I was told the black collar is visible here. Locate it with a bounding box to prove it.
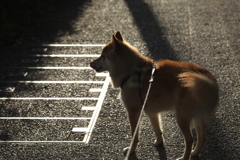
[120,71,141,89]
[120,71,144,104]
[120,62,156,105]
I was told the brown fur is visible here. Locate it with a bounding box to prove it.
[90,31,219,160]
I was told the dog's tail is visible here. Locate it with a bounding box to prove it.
[178,71,219,115]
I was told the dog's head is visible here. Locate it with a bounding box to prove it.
[90,31,124,73]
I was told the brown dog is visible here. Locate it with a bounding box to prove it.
[90,31,219,160]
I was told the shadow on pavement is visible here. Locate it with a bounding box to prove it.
[0,0,91,45]
[0,0,91,141]
[201,117,240,159]
[124,0,175,159]
[124,0,177,61]
[127,154,140,160]
[155,145,167,160]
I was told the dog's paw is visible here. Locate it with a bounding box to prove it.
[176,157,192,160]
[176,157,186,160]
[190,150,200,157]
[123,147,135,156]
[190,156,200,160]
[154,139,163,146]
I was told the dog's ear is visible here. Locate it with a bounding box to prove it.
[115,31,123,42]
[111,34,121,50]
[111,31,123,50]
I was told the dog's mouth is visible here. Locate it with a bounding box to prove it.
[90,62,103,72]
[94,67,103,72]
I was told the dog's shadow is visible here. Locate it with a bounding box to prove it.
[125,145,167,160]
[125,145,200,160]
[126,154,139,160]
[155,145,200,160]
[155,145,167,160]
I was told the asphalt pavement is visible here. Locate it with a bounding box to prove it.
[0,0,239,159]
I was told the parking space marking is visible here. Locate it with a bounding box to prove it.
[81,106,96,110]
[8,67,92,69]
[89,88,103,92]
[2,54,100,57]
[96,73,109,76]
[81,75,110,143]
[0,97,99,100]
[42,44,105,47]
[0,141,86,143]
[0,45,109,143]
[0,117,92,120]
[72,128,89,132]
[0,81,105,84]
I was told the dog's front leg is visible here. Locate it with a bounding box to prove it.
[123,110,141,155]
[145,112,163,146]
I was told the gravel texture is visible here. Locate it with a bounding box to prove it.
[0,0,239,159]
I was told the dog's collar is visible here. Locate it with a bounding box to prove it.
[120,70,144,104]
[120,62,155,104]
[120,71,141,89]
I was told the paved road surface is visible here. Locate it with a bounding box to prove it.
[0,0,239,159]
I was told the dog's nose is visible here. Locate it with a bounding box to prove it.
[90,62,95,68]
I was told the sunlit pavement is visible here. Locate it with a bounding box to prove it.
[0,0,239,159]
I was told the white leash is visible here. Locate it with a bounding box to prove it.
[124,62,156,160]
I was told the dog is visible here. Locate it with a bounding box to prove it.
[90,31,219,160]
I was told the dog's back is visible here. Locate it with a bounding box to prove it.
[144,60,219,117]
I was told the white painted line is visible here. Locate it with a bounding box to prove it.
[0,46,109,143]
[83,75,110,143]
[0,141,86,143]
[81,106,96,110]
[35,54,99,57]
[1,54,100,57]
[0,117,91,120]
[0,81,105,84]
[95,73,109,77]
[0,97,99,100]
[42,44,105,47]
[9,67,92,70]
[72,127,89,132]
[89,88,102,92]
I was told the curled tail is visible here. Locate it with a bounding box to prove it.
[178,71,219,114]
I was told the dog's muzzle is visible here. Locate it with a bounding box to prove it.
[90,62,95,69]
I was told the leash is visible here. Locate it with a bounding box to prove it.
[124,62,156,160]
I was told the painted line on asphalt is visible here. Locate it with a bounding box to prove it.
[42,44,105,47]
[72,128,89,132]
[0,54,100,57]
[79,76,110,143]
[0,117,91,120]
[89,88,103,92]
[81,106,96,110]
[95,73,109,76]
[0,81,105,84]
[0,45,110,143]
[0,97,99,100]
[6,67,92,69]
[0,141,85,143]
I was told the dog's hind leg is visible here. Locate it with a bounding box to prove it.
[176,111,193,160]
[191,116,208,157]
[146,112,163,146]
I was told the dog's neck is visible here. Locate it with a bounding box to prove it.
[110,69,138,88]
[109,58,152,88]
[120,71,141,89]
